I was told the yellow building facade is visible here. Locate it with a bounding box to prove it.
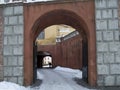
[36,24,75,45]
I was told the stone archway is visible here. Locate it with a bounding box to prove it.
[24,1,96,86]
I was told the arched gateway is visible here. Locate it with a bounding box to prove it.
[24,1,96,86]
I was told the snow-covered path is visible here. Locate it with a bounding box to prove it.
[36,68,95,90]
[0,67,96,90]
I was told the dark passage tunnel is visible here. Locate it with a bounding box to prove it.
[37,51,52,68]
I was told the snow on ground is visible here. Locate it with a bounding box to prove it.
[54,66,82,79]
[37,69,89,90]
[0,66,95,90]
[37,69,44,80]
[0,81,27,90]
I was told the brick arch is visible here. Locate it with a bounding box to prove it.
[24,1,96,86]
[31,9,88,40]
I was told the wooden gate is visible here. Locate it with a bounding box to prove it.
[33,42,37,83]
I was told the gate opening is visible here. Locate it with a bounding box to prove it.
[33,24,89,85]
